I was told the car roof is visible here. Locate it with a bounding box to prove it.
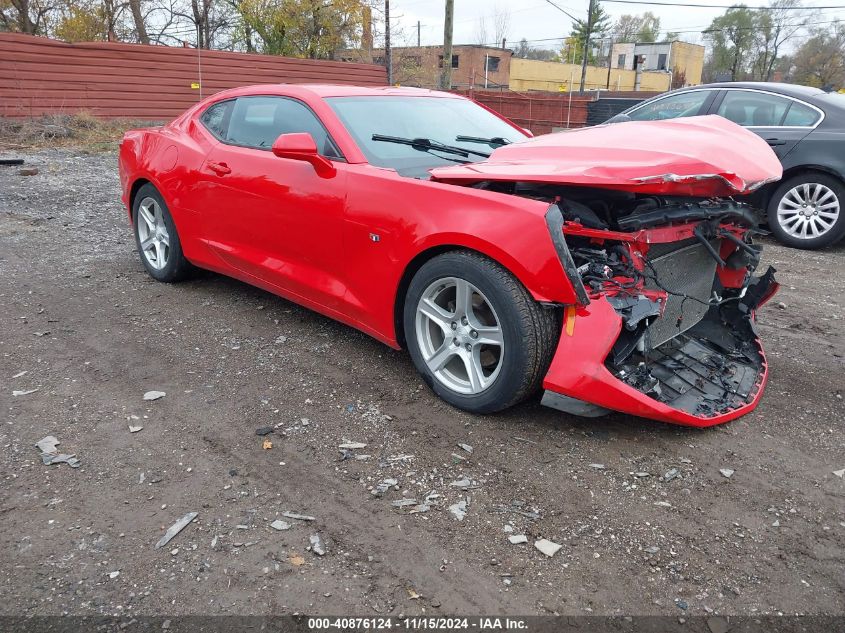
[210,83,463,100]
[680,82,827,99]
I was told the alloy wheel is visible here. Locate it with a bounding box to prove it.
[136,196,171,270]
[776,182,840,240]
[414,277,504,395]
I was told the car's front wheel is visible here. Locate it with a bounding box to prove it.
[403,251,559,414]
[132,183,193,282]
[767,172,845,249]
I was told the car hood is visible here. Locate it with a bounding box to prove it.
[429,115,783,197]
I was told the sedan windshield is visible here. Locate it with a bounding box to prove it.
[326,96,529,177]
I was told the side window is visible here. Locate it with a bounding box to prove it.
[782,101,821,127]
[716,91,790,127]
[225,96,341,158]
[200,100,234,139]
[627,90,711,121]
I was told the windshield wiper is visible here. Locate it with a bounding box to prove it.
[372,134,491,159]
[455,135,511,148]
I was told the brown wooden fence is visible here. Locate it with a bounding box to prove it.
[456,90,593,134]
[0,33,387,120]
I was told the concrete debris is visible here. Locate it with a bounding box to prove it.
[457,443,473,454]
[654,501,672,507]
[155,512,198,549]
[833,468,845,478]
[663,468,681,482]
[772,520,780,527]
[589,463,606,470]
[391,499,418,507]
[719,468,735,478]
[450,477,472,489]
[36,436,80,468]
[338,442,367,450]
[109,571,120,579]
[534,538,562,557]
[373,478,399,496]
[508,534,528,544]
[309,533,326,556]
[270,520,292,531]
[451,453,466,462]
[633,472,651,478]
[409,504,430,514]
[19,167,39,176]
[36,436,59,453]
[13,389,39,396]
[644,546,660,554]
[143,390,166,401]
[282,511,316,522]
[449,500,468,521]
[128,425,143,433]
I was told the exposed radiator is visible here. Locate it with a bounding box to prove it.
[644,240,720,347]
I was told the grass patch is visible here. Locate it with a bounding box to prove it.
[0,112,164,152]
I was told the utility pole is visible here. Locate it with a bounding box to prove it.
[385,0,393,84]
[579,0,595,93]
[441,0,454,90]
[417,20,421,47]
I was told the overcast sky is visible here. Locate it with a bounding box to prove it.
[386,0,845,51]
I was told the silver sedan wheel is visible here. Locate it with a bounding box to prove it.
[776,182,840,240]
[136,196,170,270]
[414,277,504,395]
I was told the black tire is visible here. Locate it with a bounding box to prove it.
[403,250,559,414]
[767,172,845,249]
[132,183,193,282]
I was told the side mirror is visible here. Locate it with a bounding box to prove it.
[606,113,632,124]
[271,133,336,178]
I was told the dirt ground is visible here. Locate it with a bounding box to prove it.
[1,149,843,619]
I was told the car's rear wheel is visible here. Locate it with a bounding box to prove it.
[403,250,559,414]
[132,183,193,282]
[767,173,845,249]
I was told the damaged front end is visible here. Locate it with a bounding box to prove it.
[539,194,779,426]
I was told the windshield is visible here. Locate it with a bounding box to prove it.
[326,95,528,177]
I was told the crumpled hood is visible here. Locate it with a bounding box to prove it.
[429,115,783,197]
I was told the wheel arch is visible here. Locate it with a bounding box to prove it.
[128,177,152,220]
[392,242,562,349]
[763,165,845,207]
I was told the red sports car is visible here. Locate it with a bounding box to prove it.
[118,84,782,427]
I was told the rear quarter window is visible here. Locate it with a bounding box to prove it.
[782,101,821,126]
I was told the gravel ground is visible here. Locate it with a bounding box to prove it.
[0,149,843,618]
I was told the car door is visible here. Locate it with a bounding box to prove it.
[195,95,349,310]
[711,89,821,159]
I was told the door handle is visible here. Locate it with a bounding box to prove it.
[207,161,231,175]
[765,138,786,146]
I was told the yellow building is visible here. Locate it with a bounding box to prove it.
[509,58,671,93]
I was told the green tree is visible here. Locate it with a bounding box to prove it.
[612,12,660,43]
[562,0,610,65]
[703,6,756,81]
[791,23,845,88]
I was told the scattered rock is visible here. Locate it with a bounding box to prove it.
[534,538,562,557]
[143,390,166,401]
[108,570,120,579]
[270,520,291,531]
[833,468,844,478]
[282,511,316,522]
[508,534,528,544]
[372,478,399,496]
[675,599,688,610]
[128,425,143,433]
[450,477,472,489]
[154,512,198,549]
[719,468,735,478]
[449,500,468,521]
[309,533,326,555]
[457,443,473,454]
[663,468,680,482]
[12,389,39,397]
[338,442,367,449]
[255,426,273,436]
[391,499,418,507]
[589,463,606,470]
[19,167,39,176]
[35,436,80,468]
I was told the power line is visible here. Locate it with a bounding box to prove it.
[542,0,583,22]
[603,0,845,8]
